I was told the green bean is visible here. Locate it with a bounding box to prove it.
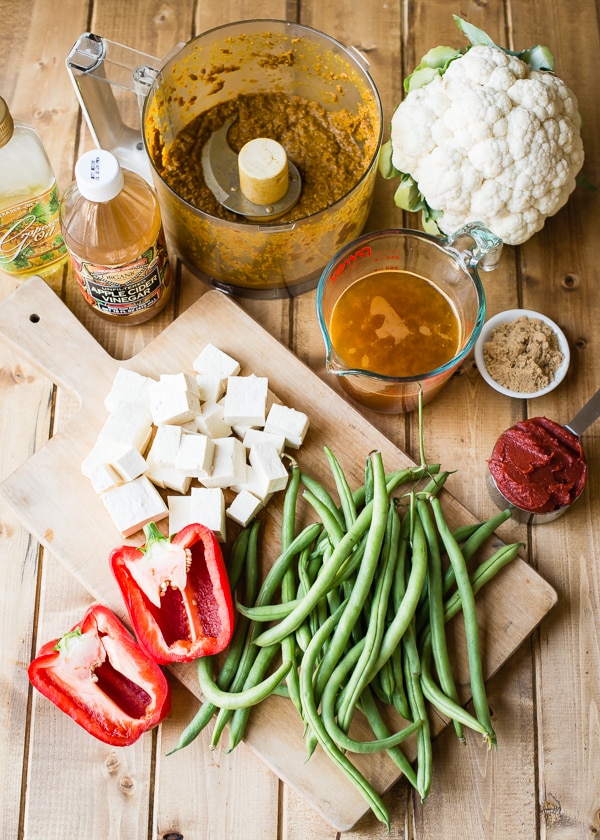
[403,623,432,802]
[321,638,422,754]
[430,495,496,748]
[253,521,322,608]
[281,461,303,718]
[417,497,464,741]
[302,488,346,546]
[390,642,410,721]
[311,452,389,700]
[352,464,441,509]
[360,685,418,789]
[300,472,345,531]
[197,653,291,711]
[337,501,400,733]
[324,445,358,529]
[227,525,251,592]
[226,644,280,751]
[441,508,513,597]
[298,600,391,829]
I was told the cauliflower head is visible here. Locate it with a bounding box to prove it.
[386,36,584,245]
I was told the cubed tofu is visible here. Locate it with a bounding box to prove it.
[249,441,289,495]
[192,343,241,378]
[174,432,215,478]
[146,425,191,492]
[196,372,227,403]
[223,374,268,427]
[104,367,153,412]
[97,401,153,452]
[190,486,226,541]
[264,403,309,449]
[167,495,193,536]
[148,374,201,425]
[195,400,232,439]
[101,475,168,537]
[230,464,273,504]
[110,446,148,482]
[242,427,286,455]
[89,462,122,494]
[200,437,246,489]
[226,489,263,527]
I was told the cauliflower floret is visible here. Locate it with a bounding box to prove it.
[390,44,584,245]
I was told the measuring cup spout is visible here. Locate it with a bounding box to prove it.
[444,222,503,272]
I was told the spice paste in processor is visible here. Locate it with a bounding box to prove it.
[488,416,587,514]
[150,92,373,224]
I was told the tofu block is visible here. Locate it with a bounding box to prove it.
[97,401,153,452]
[196,372,227,403]
[175,432,215,478]
[101,476,168,537]
[104,367,153,412]
[249,441,289,495]
[242,427,286,455]
[264,403,309,449]
[200,437,246,489]
[148,374,201,425]
[195,400,232,439]
[167,495,193,536]
[230,464,273,504]
[226,490,262,527]
[147,464,192,494]
[81,440,122,478]
[89,462,122,494]
[193,343,241,378]
[223,374,268,427]
[190,487,226,541]
[110,446,148,482]
[146,425,191,492]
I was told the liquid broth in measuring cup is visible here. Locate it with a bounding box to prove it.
[328,269,461,378]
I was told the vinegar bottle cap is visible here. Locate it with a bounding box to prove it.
[75,149,124,202]
[0,97,15,149]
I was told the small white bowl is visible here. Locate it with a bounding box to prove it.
[474,308,570,398]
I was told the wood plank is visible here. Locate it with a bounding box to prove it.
[0,276,557,830]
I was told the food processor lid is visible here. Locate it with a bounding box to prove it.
[0,97,15,149]
[75,148,124,202]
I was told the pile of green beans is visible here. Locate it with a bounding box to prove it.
[170,448,521,830]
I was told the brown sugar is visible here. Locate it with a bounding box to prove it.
[482,315,565,393]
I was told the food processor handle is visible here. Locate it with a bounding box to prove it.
[564,386,600,438]
[444,222,503,272]
[65,33,179,183]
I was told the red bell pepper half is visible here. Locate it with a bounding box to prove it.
[109,522,234,664]
[28,604,171,746]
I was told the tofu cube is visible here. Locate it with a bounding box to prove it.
[230,464,273,505]
[242,428,286,455]
[200,437,246,489]
[175,432,215,478]
[193,343,241,378]
[101,475,168,537]
[226,490,263,527]
[104,367,153,412]
[110,446,148,483]
[146,425,191,493]
[167,495,193,536]
[195,400,232,439]
[97,401,153,453]
[264,403,309,449]
[89,462,122,494]
[190,486,226,541]
[196,372,227,403]
[249,441,289,495]
[223,374,268,427]
[148,373,201,426]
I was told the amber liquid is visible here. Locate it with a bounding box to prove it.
[329,270,461,378]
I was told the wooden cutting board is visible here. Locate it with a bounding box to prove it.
[0,276,557,831]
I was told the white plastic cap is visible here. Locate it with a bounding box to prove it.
[75,149,124,202]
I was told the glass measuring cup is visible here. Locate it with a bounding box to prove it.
[316,224,502,413]
[487,387,600,523]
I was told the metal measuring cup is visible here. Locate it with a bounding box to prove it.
[487,387,600,524]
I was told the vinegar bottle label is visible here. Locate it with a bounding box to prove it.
[70,231,172,318]
[0,183,67,277]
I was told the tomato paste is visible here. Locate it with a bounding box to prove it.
[488,416,587,513]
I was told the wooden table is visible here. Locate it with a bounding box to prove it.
[1,1,598,837]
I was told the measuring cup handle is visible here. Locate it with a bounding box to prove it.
[444,222,503,272]
[565,386,600,437]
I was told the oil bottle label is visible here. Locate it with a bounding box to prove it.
[0,183,67,276]
[70,231,171,317]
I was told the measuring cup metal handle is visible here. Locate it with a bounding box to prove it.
[564,386,600,438]
[444,222,503,272]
